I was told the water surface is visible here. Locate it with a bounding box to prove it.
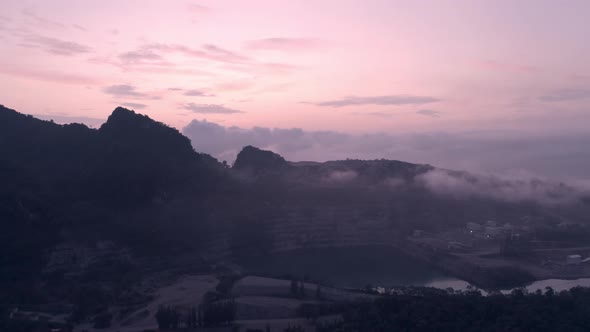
[238,245,460,288]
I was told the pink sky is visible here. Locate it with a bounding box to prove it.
[1,0,589,134]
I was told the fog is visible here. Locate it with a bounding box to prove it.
[183,119,590,182]
[416,169,588,205]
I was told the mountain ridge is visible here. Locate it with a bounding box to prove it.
[2,105,590,308]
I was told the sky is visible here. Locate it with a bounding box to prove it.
[1,0,590,179]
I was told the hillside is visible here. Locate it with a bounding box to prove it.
[2,105,590,317]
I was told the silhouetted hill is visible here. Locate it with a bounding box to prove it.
[100,107,195,161]
[0,106,225,290]
[2,106,590,311]
[233,145,288,171]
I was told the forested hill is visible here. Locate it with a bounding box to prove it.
[0,105,225,282]
[2,106,590,285]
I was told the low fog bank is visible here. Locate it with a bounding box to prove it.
[183,119,590,183]
[417,169,589,205]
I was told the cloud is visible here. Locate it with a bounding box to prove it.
[0,66,98,84]
[182,120,590,182]
[146,43,250,64]
[102,84,159,99]
[112,43,295,76]
[417,169,586,205]
[166,88,214,96]
[181,103,243,114]
[184,89,209,96]
[416,109,441,117]
[19,34,91,55]
[309,95,441,107]
[246,37,323,51]
[118,48,164,64]
[120,102,147,109]
[539,88,590,102]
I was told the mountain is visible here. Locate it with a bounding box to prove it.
[2,105,590,312]
[233,145,288,171]
[2,105,589,259]
[0,106,225,297]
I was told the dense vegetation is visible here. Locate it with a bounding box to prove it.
[2,105,590,327]
[317,287,590,332]
[0,105,226,310]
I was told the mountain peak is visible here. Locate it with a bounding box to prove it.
[101,107,150,129]
[233,146,287,171]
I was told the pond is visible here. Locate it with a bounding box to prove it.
[238,246,590,293]
[237,245,463,288]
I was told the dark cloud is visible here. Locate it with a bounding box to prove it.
[182,120,590,182]
[103,85,143,96]
[20,34,91,55]
[539,88,590,102]
[120,102,147,109]
[416,109,441,117]
[246,37,323,51]
[309,95,441,107]
[102,84,158,99]
[181,103,243,114]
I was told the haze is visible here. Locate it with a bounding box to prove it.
[1,0,590,179]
